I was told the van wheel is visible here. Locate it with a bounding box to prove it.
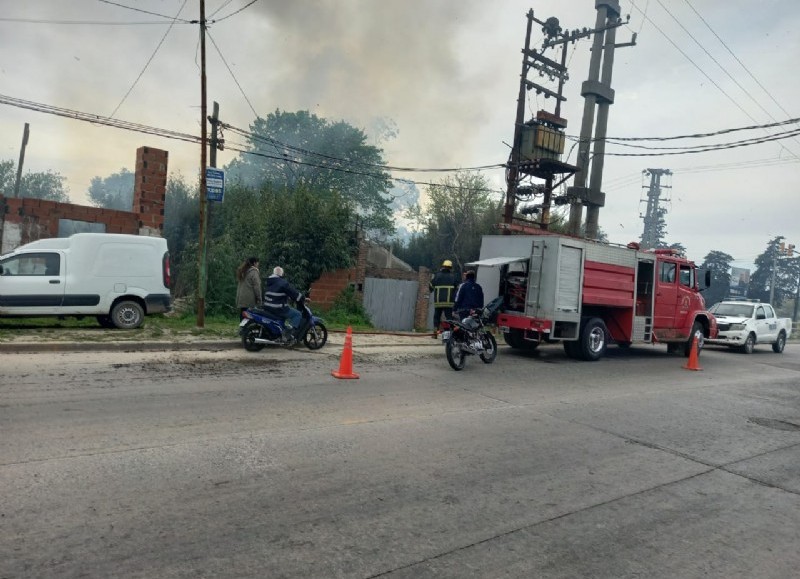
[111,300,145,329]
[96,315,116,329]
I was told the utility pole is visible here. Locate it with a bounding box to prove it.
[196,0,208,328]
[208,101,221,168]
[639,168,672,249]
[502,10,535,233]
[566,1,634,238]
[503,12,595,233]
[769,236,784,305]
[12,123,30,198]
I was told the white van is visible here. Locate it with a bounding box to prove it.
[0,233,171,329]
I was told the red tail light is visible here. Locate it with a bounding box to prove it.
[162,253,171,288]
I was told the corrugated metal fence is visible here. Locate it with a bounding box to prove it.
[363,277,419,331]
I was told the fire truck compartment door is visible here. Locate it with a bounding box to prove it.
[556,245,582,313]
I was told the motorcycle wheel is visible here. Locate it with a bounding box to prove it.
[445,334,467,371]
[241,321,266,351]
[303,322,328,350]
[479,331,498,364]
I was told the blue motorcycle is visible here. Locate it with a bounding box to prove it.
[239,298,328,351]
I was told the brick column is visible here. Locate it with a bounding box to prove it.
[415,266,431,330]
[133,146,168,236]
[354,233,368,296]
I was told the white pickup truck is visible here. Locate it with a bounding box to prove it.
[706,300,791,354]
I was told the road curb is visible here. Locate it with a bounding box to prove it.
[0,339,445,354]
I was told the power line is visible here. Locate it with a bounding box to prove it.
[214,0,261,22]
[209,0,236,19]
[567,116,800,142]
[0,17,188,25]
[108,0,189,119]
[96,0,191,22]
[602,128,800,156]
[681,0,798,130]
[204,28,295,178]
[223,143,507,196]
[0,93,200,144]
[205,31,258,118]
[653,0,800,159]
[628,2,784,149]
[590,126,800,152]
[224,122,505,173]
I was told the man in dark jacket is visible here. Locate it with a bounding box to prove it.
[263,266,303,338]
[453,270,484,320]
[429,259,458,338]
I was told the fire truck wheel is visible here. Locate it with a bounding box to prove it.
[579,318,608,361]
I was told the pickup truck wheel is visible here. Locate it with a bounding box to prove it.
[111,300,145,329]
[739,332,755,355]
[684,322,704,357]
[772,331,786,353]
[578,318,608,361]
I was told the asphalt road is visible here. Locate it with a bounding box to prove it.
[2,342,799,578]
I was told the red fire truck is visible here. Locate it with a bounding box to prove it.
[469,233,717,361]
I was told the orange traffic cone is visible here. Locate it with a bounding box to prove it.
[683,334,702,371]
[332,326,360,379]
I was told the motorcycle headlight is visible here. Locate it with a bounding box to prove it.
[728,323,746,331]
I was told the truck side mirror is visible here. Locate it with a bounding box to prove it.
[704,270,711,288]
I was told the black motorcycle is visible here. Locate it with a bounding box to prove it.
[443,306,498,371]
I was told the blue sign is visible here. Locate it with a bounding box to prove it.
[206,167,225,202]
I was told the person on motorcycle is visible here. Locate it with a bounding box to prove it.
[430,259,458,338]
[453,270,484,321]
[263,266,303,339]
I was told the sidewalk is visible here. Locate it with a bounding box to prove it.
[0,327,444,354]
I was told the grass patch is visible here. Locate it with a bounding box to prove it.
[319,287,374,331]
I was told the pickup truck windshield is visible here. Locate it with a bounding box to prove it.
[711,303,755,317]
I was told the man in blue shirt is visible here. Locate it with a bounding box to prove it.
[453,270,484,320]
[263,266,303,338]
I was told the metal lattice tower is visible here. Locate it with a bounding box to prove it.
[639,168,672,249]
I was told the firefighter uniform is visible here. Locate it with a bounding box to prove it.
[430,260,458,336]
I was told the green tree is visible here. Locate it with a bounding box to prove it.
[0,159,69,202]
[225,109,395,233]
[161,174,199,296]
[404,171,501,272]
[176,182,358,315]
[87,168,134,210]
[700,250,733,307]
[747,237,799,306]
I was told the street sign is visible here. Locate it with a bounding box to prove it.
[206,167,225,202]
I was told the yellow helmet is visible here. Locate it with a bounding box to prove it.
[442,260,453,268]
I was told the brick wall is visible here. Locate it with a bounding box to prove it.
[308,235,434,331]
[0,146,168,252]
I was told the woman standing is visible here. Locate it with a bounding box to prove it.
[235,257,261,318]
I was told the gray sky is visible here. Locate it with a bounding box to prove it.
[1,0,798,269]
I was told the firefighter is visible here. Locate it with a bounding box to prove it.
[429,259,458,337]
